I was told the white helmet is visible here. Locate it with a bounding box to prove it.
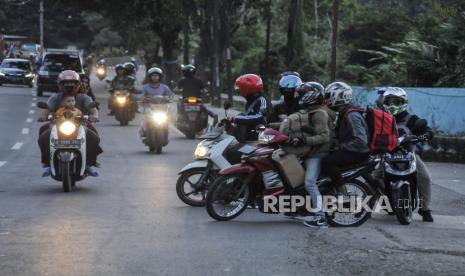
[325,82,353,107]
[382,87,408,115]
[148,67,163,76]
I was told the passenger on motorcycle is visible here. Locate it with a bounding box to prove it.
[230,74,273,141]
[381,87,434,222]
[272,74,303,120]
[124,62,137,79]
[321,82,370,192]
[79,74,96,102]
[108,64,137,115]
[279,83,335,228]
[38,70,102,177]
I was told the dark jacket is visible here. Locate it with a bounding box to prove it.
[394,111,434,139]
[234,94,272,126]
[272,97,300,120]
[336,104,370,153]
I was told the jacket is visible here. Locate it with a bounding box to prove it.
[394,111,434,139]
[336,104,370,153]
[234,94,272,126]
[280,106,334,157]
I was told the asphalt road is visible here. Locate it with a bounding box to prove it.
[0,73,464,276]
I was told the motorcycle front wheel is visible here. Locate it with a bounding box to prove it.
[206,174,250,221]
[61,162,73,193]
[393,181,413,225]
[176,168,217,206]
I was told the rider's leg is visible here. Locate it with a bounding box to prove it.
[304,157,324,219]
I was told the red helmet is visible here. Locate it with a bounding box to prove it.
[234,74,263,97]
[58,70,81,96]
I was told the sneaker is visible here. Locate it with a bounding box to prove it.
[42,166,52,177]
[303,217,328,228]
[418,209,434,222]
[85,166,99,177]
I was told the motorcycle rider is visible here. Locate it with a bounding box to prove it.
[381,87,434,222]
[142,67,174,99]
[175,64,206,99]
[279,83,335,228]
[272,74,303,120]
[321,82,371,192]
[229,74,273,141]
[38,70,101,177]
[124,62,137,79]
[108,64,136,115]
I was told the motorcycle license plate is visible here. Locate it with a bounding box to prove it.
[54,139,81,147]
[184,104,201,111]
[386,153,413,162]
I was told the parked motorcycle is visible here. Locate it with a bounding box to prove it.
[140,96,171,153]
[205,128,379,227]
[176,97,208,139]
[112,89,135,126]
[37,101,99,192]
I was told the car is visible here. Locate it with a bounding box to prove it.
[19,43,41,59]
[36,49,84,96]
[0,58,34,88]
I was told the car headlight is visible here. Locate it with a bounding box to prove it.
[116,96,127,104]
[97,68,105,75]
[25,73,34,78]
[59,121,76,136]
[258,132,275,143]
[194,145,209,159]
[0,71,5,76]
[151,112,168,125]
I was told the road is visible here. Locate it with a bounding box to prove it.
[0,73,464,276]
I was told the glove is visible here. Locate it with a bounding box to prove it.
[418,134,431,141]
[290,137,305,147]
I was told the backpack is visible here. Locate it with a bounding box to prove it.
[344,107,397,153]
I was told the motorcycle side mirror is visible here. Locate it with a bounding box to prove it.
[223,101,232,110]
[87,102,100,109]
[37,101,49,109]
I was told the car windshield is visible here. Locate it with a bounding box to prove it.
[0,60,31,71]
[43,54,81,72]
[21,44,36,52]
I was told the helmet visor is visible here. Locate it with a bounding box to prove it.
[384,97,405,107]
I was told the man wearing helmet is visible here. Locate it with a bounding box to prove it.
[175,64,206,99]
[381,87,434,222]
[38,70,102,177]
[279,82,335,228]
[231,74,273,141]
[321,82,371,192]
[108,64,137,115]
[142,67,174,98]
[272,74,303,120]
[123,62,137,79]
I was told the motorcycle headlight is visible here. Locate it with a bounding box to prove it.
[116,96,127,104]
[59,121,76,136]
[97,68,105,75]
[194,145,209,159]
[151,112,168,125]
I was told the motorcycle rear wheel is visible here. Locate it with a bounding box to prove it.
[325,179,372,227]
[206,174,250,221]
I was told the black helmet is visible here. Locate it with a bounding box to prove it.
[298,89,324,108]
[296,82,324,97]
[124,62,135,74]
[181,64,196,77]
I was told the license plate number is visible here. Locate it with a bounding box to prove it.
[184,104,201,111]
[55,139,80,147]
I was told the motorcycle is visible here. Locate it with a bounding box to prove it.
[140,96,171,153]
[37,101,99,192]
[95,64,107,81]
[176,97,208,139]
[205,128,379,227]
[112,89,136,126]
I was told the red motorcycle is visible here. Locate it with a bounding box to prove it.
[205,128,379,227]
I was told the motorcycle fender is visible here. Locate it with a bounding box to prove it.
[58,151,75,162]
[219,163,256,176]
[178,160,217,174]
[390,180,409,192]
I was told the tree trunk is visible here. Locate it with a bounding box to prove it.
[330,0,339,81]
[264,0,272,90]
[286,0,299,64]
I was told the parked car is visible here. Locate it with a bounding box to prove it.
[36,49,84,96]
[0,58,34,87]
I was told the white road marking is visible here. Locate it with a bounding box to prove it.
[11,142,24,150]
[26,118,33,123]
[22,128,29,134]
[0,232,10,235]
[31,103,36,107]
[451,180,460,183]
[0,161,7,168]
[32,97,37,101]
[29,110,35,114]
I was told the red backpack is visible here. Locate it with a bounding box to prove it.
[344,107,397,153]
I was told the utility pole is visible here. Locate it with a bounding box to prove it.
[224,3,233,104]
[212,0,220,106]
[39,0,44,56]
[330,0,339,81]
[264,0,272,91]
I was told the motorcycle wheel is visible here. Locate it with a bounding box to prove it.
[156,146,162,154]
[206,174,250,221]
[393,182,412,225]
[61,162,73,193]
[325,179,373,227]
[176,168,217,207]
